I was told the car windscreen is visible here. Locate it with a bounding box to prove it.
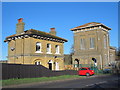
[80,68,87,70]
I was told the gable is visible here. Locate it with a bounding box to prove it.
[70,22,111,31]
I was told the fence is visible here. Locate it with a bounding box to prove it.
[1,63,77,80]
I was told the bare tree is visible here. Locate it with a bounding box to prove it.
[70,44,74,55]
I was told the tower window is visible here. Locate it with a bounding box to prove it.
[80,38,85,50]
[90,37,95,49]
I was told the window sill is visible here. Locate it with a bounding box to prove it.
[80,49,85,50]
[46,52,52,54]
[89,48,94,49]
[55,53,61,55]
[35,51,43,53]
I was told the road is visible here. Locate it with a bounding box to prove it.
[3,74,120,89]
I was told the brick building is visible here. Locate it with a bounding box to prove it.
[70,22,116,69]
[4,18,67,70]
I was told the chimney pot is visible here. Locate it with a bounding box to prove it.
[49,28,56,35]
[16,18,25,35]
[50,28,55,31]
[18,18,23,23]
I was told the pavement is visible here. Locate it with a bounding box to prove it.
[2,74,120,89]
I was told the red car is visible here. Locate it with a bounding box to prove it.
[78,67,94,76]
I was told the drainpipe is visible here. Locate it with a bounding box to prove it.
[107,33,110,66]
[23,37,24,64]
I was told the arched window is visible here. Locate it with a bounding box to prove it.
[55,45,60,54]
[36,42,41,52]
[47,43,51,53]
[74,59,79,68]
[35,61,41,65]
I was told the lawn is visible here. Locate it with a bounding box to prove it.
[2,73,111,87]
[2,75,86,86]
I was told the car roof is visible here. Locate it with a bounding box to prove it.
[81,67,90,69]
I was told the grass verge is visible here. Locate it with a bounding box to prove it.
[2,75,86,86]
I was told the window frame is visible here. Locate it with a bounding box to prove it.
[80,38,86,50]
[46,43,52,54]
[55,45,60,54]
[35,42,42,53]
[90,37,95,49]
[35,61,41,65]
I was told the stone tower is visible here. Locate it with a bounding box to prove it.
[70,22,112,69]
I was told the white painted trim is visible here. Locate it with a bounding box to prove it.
[36,42,42,52]
[55,53,61,55]
[35,51,43,53]
[73,27,109,33]
[48,60,53,63]
[46,43,51,54]
[15,37,18,40]
[24,35,29,37]
[8,38,11,40]
[46,52,52,54]
[55,62,59,71]
[95,63,97,67]
[18,37,22,39]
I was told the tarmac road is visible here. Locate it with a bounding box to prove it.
[3,74,120,89]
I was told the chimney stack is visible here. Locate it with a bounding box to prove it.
[49,28,56,35]
[16,18,25,35]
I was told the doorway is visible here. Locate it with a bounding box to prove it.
[74,59,79,68]
[49,63,52,70]
[48,60,53,70]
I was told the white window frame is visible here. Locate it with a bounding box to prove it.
[35,42,42,53]
[55,45,60,54]
[90,37,95,49]
[46,43,52,54]
[35,61,41,65]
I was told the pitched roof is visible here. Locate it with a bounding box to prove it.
[70,22,111,31]
[4,29,68,42]
[110,46,116,50]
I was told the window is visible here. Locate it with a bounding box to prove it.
[104,35,107,49]
[90,37,95,49]
[55,45,60,54]
[80,38,85,50]
[47,43,51,53]
[80,68,87,70]
[36,42,41,52]
[35,61,41,65]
